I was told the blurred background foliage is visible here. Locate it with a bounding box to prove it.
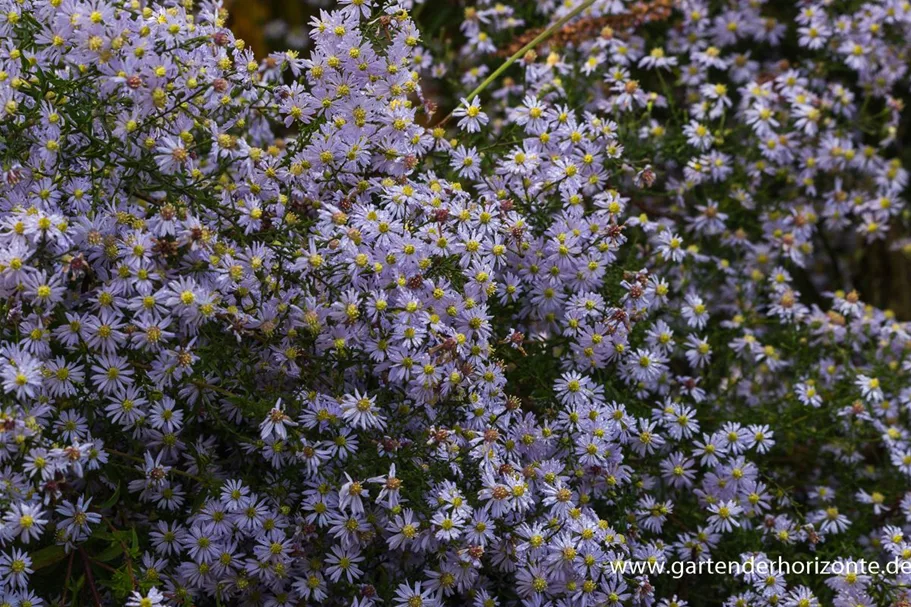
[225,0,300,58]
[225,0,911,319]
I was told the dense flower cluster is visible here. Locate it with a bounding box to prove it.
[1,0,911,605]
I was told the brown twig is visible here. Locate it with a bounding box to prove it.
[79,548,103,607]
[63,550,75,607]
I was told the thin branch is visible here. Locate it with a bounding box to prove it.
[63,550,75,607]
[438,0,599,126]
[79,548,103,607]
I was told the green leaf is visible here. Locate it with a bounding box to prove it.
[107,568,136,600]
[113,529,132,544]
[94,542,124,563]
[99,481,121,510]
[71,574,86,607]
[30,544,67,570]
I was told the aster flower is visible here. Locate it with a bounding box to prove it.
[0,0,909,605]
[56,496,101,545]
[126,587,165,607]
[707,500,744,533]
[453,98,489,133]
[2,503,47,544]
[340,390,385,430]
[450,145,482,179]
[0,549,32,590]
[259,398,298,440]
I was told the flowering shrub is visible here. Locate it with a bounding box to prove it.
[1,0,911,605]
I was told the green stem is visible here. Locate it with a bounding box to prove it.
[439,0,598,125]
